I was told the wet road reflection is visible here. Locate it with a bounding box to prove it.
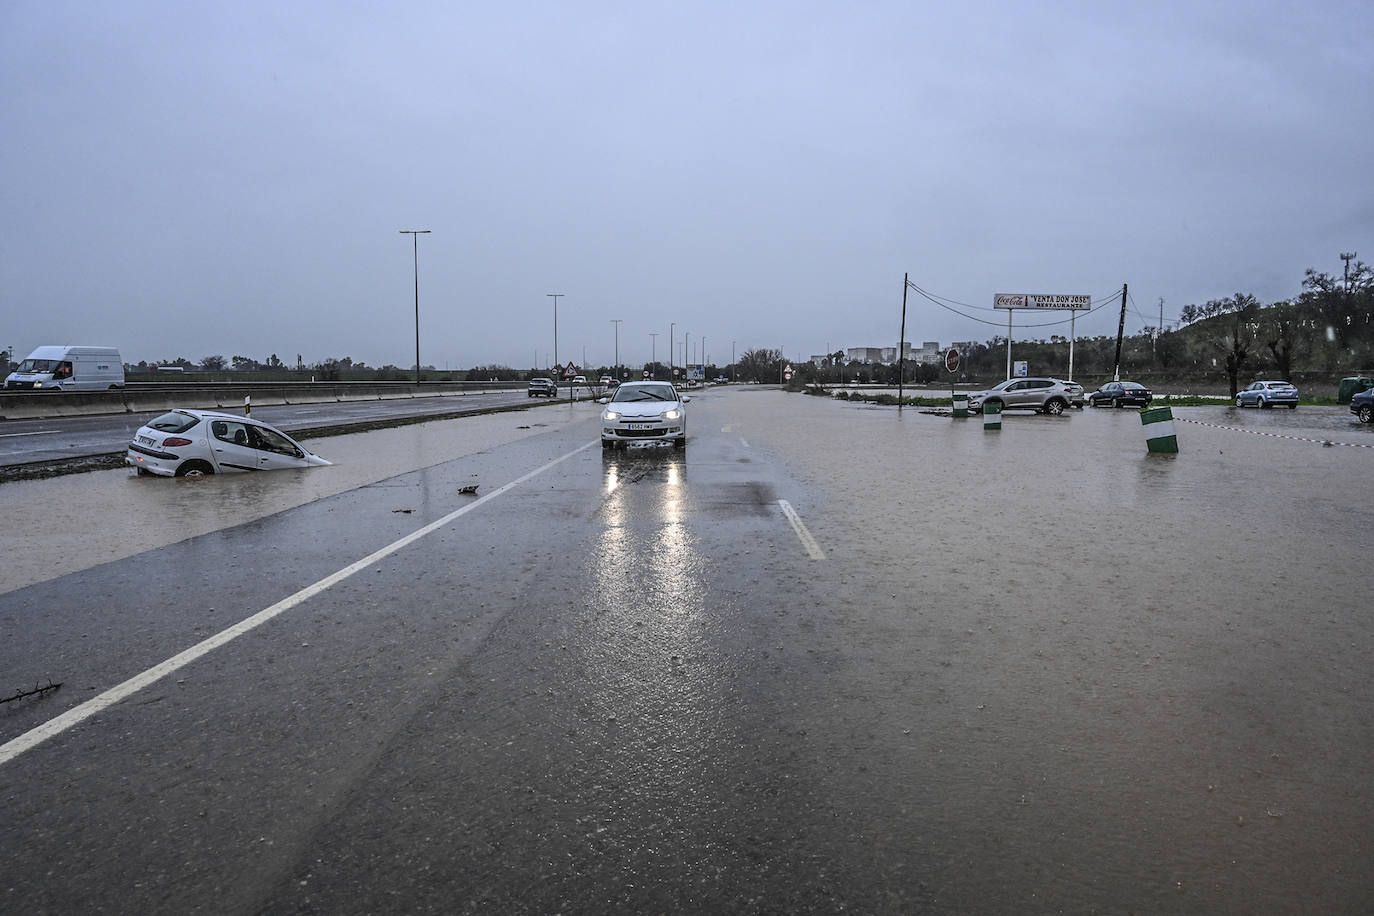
[583,448,727,833]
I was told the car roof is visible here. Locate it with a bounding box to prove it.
[175,409,283,429]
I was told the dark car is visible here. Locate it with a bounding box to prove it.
[1088,381,1153,408]
[527,378,558,398]
[1351,387,1374,424]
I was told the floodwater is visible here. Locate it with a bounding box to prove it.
[0,407,590,594]
[692,392,1374,912]
[3,390,1371,910]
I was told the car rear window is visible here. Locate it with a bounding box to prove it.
[147,411,200,433]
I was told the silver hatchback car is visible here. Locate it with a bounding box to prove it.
[1236,380,1298,409]
[967,377,1085,415]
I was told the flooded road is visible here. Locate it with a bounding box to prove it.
[1,389,1370,913]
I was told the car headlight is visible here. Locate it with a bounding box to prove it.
[661,408,682,420]
[603,410,620,421]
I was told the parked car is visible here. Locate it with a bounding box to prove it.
[126,409,331,477]
[599,381,689,449]
[1087,381,1153,408]
[1236,380,1299,409]
[966,377,1085,415]
[1350,387,1374,424]
[527,378,558,397]
[572,375,587,385]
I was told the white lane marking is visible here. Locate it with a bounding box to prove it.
[0,439,597,767]
[740,438,750,448]
[0,430,60,438]
[778,499,825,560]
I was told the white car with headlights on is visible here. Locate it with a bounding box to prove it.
[126,409,332,477]
[599,381,689,449]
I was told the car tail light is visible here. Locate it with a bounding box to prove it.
[162,437,193,447]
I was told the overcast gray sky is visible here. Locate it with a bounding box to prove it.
[3,0,1370,371]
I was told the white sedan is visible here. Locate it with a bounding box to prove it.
[126,409,332,477]
[599,381,689,449]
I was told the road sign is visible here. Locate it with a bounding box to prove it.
[561,361,577,379]
[643,369,650,378]
[944,348,960,373]
[783,363,794,381]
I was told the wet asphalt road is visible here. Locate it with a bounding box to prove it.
[1,389,1372,914]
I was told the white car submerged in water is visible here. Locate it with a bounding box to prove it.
[126,409,331,477]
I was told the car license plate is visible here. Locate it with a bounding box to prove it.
[138,435,155,445]
[627,423,654,430]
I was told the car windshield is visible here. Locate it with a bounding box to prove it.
[147,411,200,433]
[612,384,675,402]
[17,359,56,372]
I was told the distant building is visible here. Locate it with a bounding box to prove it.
[844,347,879,364]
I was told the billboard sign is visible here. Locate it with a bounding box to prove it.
[994,293,1091,310]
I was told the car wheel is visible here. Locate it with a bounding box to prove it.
[175,460,214,478]
[1358,405,1373,424]
[1287,403,1296,409]
[601,439,614,449]
[1259,398,1270,409]
[1044,398,1066,416]
[674,436,686,448]
[1112,397,1123,409]
[1236,397,1245,407]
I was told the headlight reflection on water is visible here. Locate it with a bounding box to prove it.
[583,453,721,796]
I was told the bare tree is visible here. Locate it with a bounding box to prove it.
[1183,293,1260,397]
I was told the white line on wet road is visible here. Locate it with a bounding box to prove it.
[0,430,60,438]
[0,439,598,768]
[778,499,825,560]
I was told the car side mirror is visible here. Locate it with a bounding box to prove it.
[682,396,691,403]
[598,397,609,404]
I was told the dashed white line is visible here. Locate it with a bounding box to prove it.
[0,430,60,438]
[778,499,826,560]
[0,439,597,767]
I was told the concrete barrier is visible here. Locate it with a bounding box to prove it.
[983,401,1002,431]
[952,395,969,418]
[0,382,504,421]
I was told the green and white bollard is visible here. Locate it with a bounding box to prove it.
[1141,405,1178,453]
[983,400,1002,431]
[953,395,968,418]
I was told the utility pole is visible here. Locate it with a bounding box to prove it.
[898,272,909,409]
[1112,283,1129,381]
[649,332,658,378]
[1155,297,1164,357]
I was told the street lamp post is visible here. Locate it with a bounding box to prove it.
[610,319,622,381]
[648,333,658,379]
[399,229,431,385]
[546,294,564,374]
[669,322,675,380]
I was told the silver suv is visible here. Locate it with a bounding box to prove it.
[967,377,1085,415]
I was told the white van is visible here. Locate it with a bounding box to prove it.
[4,346,125,391]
